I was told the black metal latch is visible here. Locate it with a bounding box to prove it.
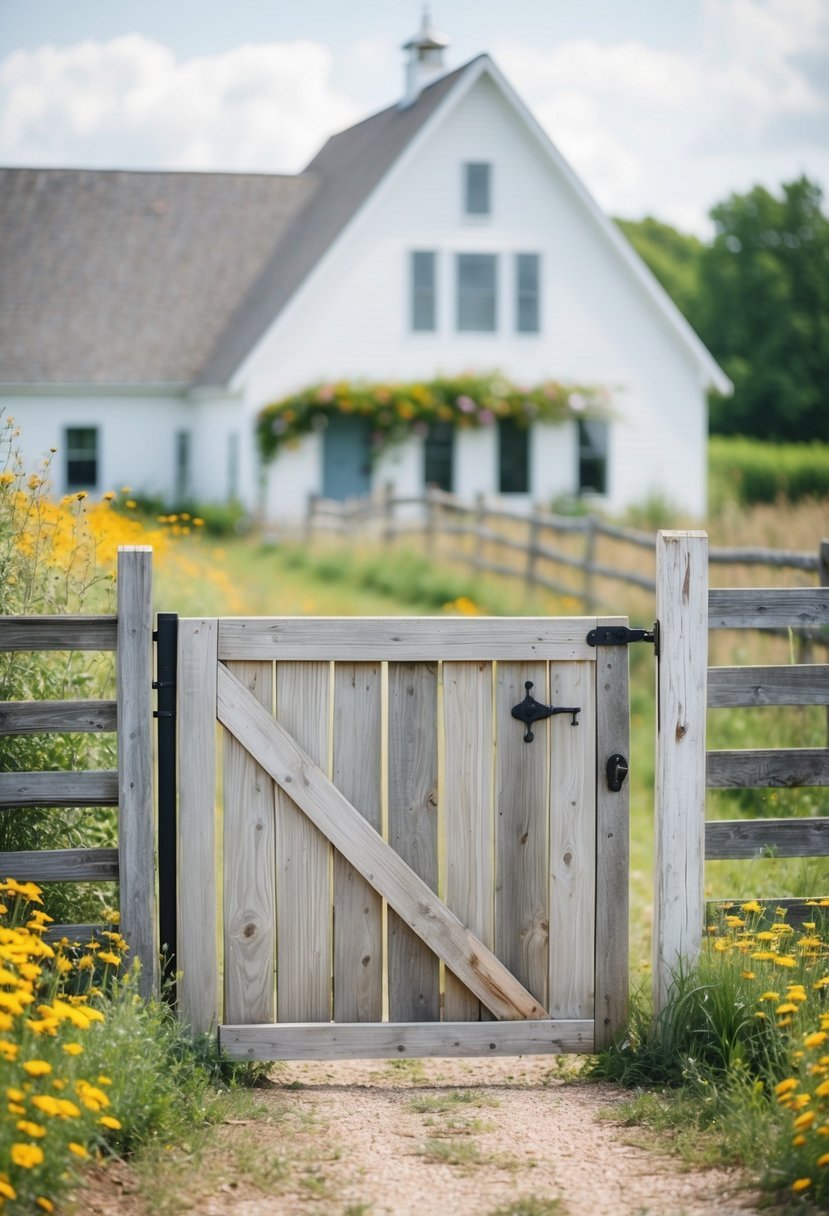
[511,681,581,743]
[586,623,658,652]
[606,753,629,792]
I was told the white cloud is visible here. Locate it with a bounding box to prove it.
[0,34,361,171]
[495,0,829,228]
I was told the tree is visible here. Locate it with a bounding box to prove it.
[699,177,829,441]
[615,215,706,331]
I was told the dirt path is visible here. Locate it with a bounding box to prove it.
[77,1058,764,1216]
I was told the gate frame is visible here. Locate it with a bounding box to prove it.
[175,614,630,1055]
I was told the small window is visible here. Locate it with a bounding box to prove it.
[498,418,529,494]
[65,427,98,489]
[424,422,454,492]
[227,432,240,500]
[516,253,540,333]
[578,419,608,495]
[411,251,437,331]
[464,162,491,215]
[457,253,497,332]
[175,430,191,501]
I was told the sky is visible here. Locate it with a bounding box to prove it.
[1,0,827,235]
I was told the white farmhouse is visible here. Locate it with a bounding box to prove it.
[0,17,729,519]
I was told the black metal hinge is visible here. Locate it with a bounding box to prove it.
[586,623,659,655]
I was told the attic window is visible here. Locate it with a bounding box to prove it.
[65,427,98,490]
[464,163,491,215]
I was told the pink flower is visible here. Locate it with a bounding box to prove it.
[456,395,475,413]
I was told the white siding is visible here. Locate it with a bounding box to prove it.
[245,70,708,518]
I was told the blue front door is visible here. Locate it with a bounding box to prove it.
[323,414,371,500]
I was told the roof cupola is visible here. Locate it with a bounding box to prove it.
[401,8,449,107]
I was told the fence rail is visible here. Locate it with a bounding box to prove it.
[304,489,828,610]
[0,547,157,997]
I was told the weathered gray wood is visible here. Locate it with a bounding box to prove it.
[707,666,829,708]
[274,661,331,1023]
[45,924,101,944]
[494,661,549,1011]
[116,546,156,998]
[0,616,117,651]
[706,749,829,788]
[443,660,494,1021]
[387,663,440,1022]
[217,664,547,1021]
[0,700,117,734]
[705,817,829,859]
[223,660,276,1025]
[708,546,817,570]
[709,588,829,630]
[593,618,630,1049]
[218,618,596,662]
[548,661,596,1021]
[332,662,383,1023]
[219,1019,594,1061]
[0,770,118,807]
[0,847,118,881]
[177,619,220,1035]
[653,531,708,1013]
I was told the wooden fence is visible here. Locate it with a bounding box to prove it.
[653,531,829,1010]
[0,547,156,997]
[304,488,829,612]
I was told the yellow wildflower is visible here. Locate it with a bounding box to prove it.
[794,1110,816,1130]
[23,1059,52,1077]
[805,1031,828,1049]
[68,1141,89,1159]
[98,1114,121,1130]
[62,1042,84,1056]
[11,1142,44,1169]
[741,900,763,914]
[0,1179,16,1200]
[36,1198,54,1213]
[775,1078,799,1096]
[817,1152,829,1167]
[16,1120,45,1139]
[792,1179,811,1193]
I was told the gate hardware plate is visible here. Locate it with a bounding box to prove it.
[586,624,658,651]
[511,681,581,743]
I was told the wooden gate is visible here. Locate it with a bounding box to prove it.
[175,615,630,1060]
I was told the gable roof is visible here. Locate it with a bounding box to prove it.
[0,52,729,394]
[196,59,474,385]
[0,167,314,385]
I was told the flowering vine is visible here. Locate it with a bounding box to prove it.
[256,373,609,464]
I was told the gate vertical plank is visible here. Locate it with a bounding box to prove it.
[653,531,708,1012]
[549,661,596,1019]
[116,547,157,999]
[593,621,630,1050]
[275,662,331,1022]
[177,619,219,1034]
[388,663,440,1022]
[443,660,494,1021]
[495,661,549,1008]
[332,663,382,1022]
[223,661,275,1024]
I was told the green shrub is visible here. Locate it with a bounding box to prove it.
[709,435,829,507]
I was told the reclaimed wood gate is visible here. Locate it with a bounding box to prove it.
[175,615,630,1060]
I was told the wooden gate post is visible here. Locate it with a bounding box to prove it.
[116,546,157,999]
[653,531,708,1012]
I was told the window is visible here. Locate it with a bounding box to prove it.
[498,418,529,494]
[457,253,497,331]
[464,162,491,215]
[515,253,540,333]
[175,430,191,501]
[424,422,454,492]
[578,419,609,495]
[65,427,98,489]
[411,251,437,331]
[227,432,240,501]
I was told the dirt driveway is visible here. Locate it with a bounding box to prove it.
[77,1057,764,1216]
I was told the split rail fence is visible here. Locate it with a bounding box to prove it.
[305,488,829,616]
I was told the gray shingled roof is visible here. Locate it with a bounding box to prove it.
[0,168,315,385]
[0,59,476,388]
